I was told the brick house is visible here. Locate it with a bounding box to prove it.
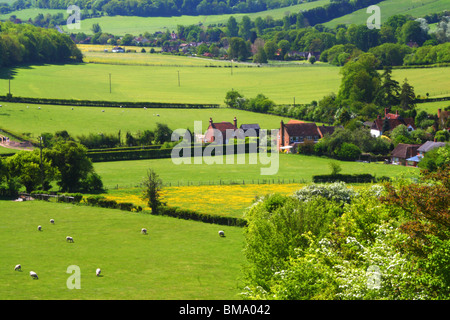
[204,117,237,144]
[278,120,321,152]
[370,109,416,137]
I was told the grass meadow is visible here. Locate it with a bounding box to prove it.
[324,0,450,28]
[0,102,290,141]
[0,200,245,299]
[60,0,331,35]
[93,153,418,217]
[2,61,449,105]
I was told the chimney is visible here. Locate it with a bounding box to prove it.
[377,114,381,120]
[384,108,388,117]
[209,117,213,126]
[395,110,398,116]
[280,120,285,149]
[438,109,441,118]
[233,116,237,128]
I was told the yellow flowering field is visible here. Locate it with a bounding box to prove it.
[103,183,305,218]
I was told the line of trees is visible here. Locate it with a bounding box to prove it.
[0,21,82,68]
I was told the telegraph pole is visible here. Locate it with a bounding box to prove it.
[39,136,44,188]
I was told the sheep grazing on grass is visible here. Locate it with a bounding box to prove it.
[66,236,74,243]
[50,219,54,224]
[14,264,21,271]
[218,230,225,237]
[96,268,101,277]
[37,225,42,231]
[30,271,38,279]
[141,228,147,235]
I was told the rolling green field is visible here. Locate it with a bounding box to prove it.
[324,0,450,28]
[2,61,449,105]
[0,102,289,140]
[94,153,418,190]
[0,200,245,299]
[0,1,330,35]
[60,0,331,35]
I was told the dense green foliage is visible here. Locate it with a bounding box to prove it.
[0,140,104,195]
[0,21,82,67]
[242,167,450,299]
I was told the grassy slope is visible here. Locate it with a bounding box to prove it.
[95,153,417,218]
[0,200,245,299]
[324,0,450,28]
[0,102,290,140]
[2,62,449,105]
[60,0,331,35]
[94,153,417,190]
[0,1,330,35]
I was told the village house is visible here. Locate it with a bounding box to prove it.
[278,120,335,152]
[390,143,421,166]
[204,117,237,144]
[370,108,415,137]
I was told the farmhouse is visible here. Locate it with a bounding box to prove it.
[370,109,415,137]
[390,143,421,166]
[278,120,321,152]
[204,117,237,144]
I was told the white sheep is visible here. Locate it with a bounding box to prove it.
[50,219,54,224]
[141,228,147,235]
[14,264,21,271]
[218,230,225,237]
[30,271,38,279]
[37,225,42,231]
[66,236,74,242]
[96,268,101,277]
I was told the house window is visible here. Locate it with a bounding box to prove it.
[290,137,293,142]
[306,136,312,141]
[294,136,299,142]
[299,136,304,142]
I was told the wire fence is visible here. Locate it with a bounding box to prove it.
[108,177,308,190]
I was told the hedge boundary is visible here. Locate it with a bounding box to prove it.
[24,192,246,227]
[312,173,376,183]
[0,95,220,109]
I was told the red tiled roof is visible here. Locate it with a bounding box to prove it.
[284,122,319,137]
[372,118,415,132]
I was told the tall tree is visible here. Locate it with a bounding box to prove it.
[46,141,94,192]
[399,78,416,111]
[226,16,239,38]
[141,169,163,214]
[375,67,400,107]
[338,53,381,104]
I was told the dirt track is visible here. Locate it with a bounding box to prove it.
[0,135,34,151]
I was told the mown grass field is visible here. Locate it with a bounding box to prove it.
[0,200,245,299]
[2,61,449,105]
[0,102,289,140]
[324,0,450,28]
